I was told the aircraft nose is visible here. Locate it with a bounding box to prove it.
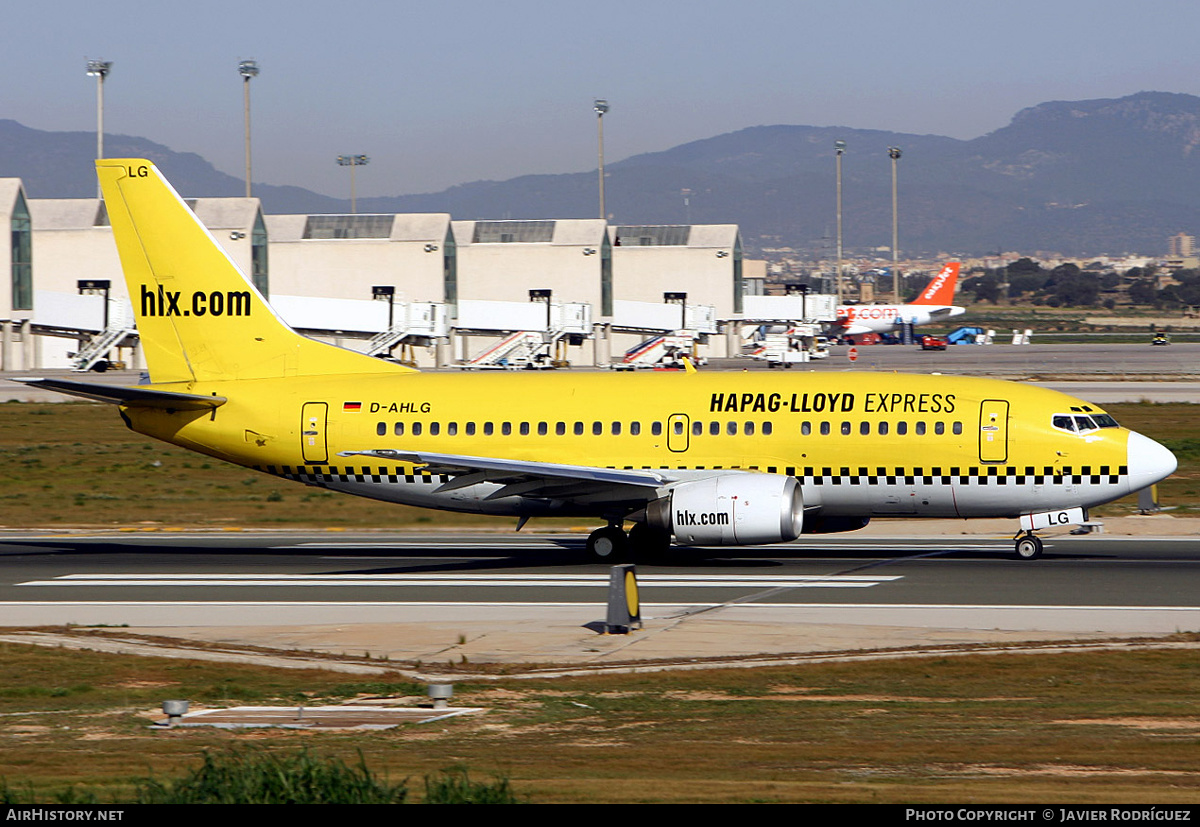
[1127,431,1177,492]
[949,306,966,317]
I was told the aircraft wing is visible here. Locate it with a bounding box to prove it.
[14,377,226,410]
[338,448,669,503]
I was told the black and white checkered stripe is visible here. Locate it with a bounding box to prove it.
[256,463,1126,488]
[260,465,451,486]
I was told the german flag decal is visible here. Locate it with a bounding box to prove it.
[343,402,362,412]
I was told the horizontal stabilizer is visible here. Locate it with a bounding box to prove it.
[15,378,226,410]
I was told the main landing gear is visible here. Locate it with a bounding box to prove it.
[585,522,672,563]
[1013,531,1044,560]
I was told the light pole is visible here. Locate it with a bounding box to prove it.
[239,60,259,198]
[336,155,370,214]
[86,59,112,198]
[834,139,846,305]
[888,146,902,302]
[594,99,609,220]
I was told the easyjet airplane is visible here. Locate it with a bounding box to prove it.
[836,262,966,337]
[23,161,1176,562]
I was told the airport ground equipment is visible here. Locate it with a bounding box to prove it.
[71,300,136,371]
[612,332,705,370]
[743,324,829,366]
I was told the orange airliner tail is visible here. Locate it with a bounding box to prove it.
[911,262,960,306]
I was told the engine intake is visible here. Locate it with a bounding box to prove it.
[646,473,804,545]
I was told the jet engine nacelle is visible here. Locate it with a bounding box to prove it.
[646,473,804,545]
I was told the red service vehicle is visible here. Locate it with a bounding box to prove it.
[919,334,948,351]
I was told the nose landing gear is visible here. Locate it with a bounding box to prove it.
[1013,531,1044,560]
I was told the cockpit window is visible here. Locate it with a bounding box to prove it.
[1054,413,1107,434]
[1052,415,1076,432]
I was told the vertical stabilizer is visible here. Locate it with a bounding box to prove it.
[911,261,961,306]
[97,159,412,383]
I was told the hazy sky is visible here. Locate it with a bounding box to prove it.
[7,0,1200,198]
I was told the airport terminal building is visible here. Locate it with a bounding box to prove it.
[0,180,757,370]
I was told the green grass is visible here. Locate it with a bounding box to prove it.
[0,639,1198,803]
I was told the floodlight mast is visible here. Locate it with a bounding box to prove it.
[337,154,370,214]
[239,60,260,198]
[86,59,113,198]
[834,139,846,306]
[889,146,902,302]
[594,99,609,220]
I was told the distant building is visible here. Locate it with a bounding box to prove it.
[1168,232,1195,258]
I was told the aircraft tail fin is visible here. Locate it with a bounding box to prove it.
[97,159,413,384]
[911,261,961,306]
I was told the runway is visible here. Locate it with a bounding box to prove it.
[2,531,1198,666]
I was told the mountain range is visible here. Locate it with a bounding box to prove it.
[5,91,1200,257]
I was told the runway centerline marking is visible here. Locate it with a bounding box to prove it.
[18,573,902,589]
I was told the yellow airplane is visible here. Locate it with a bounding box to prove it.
[23,160,1177,561]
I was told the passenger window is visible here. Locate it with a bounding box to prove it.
[652,422,663,436]
[574,422,583,436]
[520,422,530,436]
[763,422,772,436]
[896,421,908,435]
[860,422,870,436]
[674,421,685,435]
[593,422,603,436]
[430,422,440,436]
[840,422,851,436]
[727,422,737,435]
[537,422,547,436]
[915,422,926,436]
[466,422,476,436]
[820,422,830,436]
[376,422,386,436]
[953,422,962,435]
[446,422,458,436]
[693,421,703,436]
[412,422,423,436]
[484,422,494,436]
[630,422,641,436]
[878,421,889,436]
[501,422,511,436]
[710,421,720,436]
[556,422,566,436]
[935,421,945,435]
[801,422,812,436]
[394,422,404,436]
[612,422,622,435]
[745,422,755,436]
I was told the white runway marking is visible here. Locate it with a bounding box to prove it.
[19,573,902,589]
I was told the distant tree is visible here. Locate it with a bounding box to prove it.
[971,275,1004,304]
[1127,279,1158,305]
[1053,273,1100,306]
[1007,257,1043,277]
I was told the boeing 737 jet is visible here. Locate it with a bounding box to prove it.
[836,262,966,337]
[23,161,1177,562]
